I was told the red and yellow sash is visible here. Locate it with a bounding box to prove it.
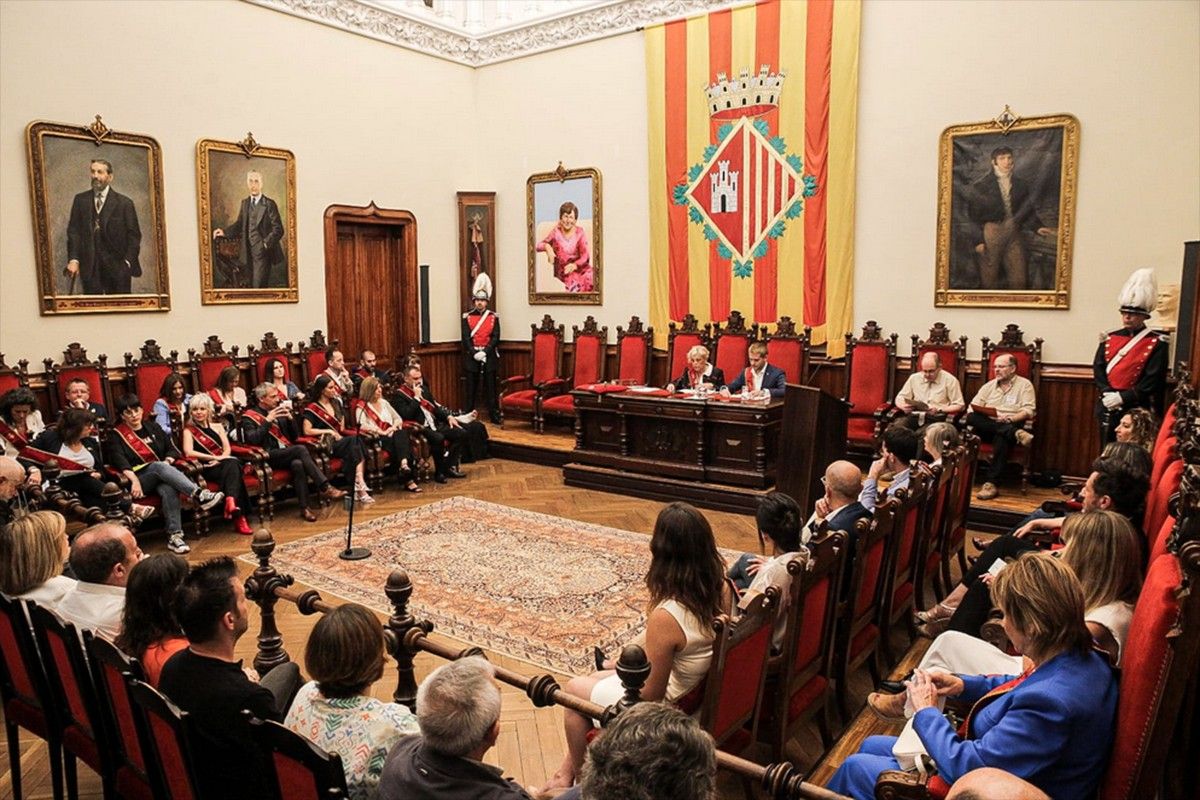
[186,424,224,457]
[323,369,349,395]
[17,446,89,474]
[242,408,291,448]
[0,418,31,450]
[304,402,345,435]
[114,423,160,465]
[395,384,439,416]
[687,368,704,388]
[355,399,393,433]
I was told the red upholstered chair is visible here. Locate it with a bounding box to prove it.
[499,315,564,432]
[250,717,350,800]
[0,352,31,395]
[1144,459,1183,548]
[938,434,979,592]
[975,325,1043,493]
[667,313,712,386]
[876,469,929,666]
[881,323,969,429]
[0,594,65,800]
[128,679,202,800]
[711,310,759,385]
[764,316,811,387]
[915,447,961,608]
[44,342,113,419]
[614,316,654,385]
[248,331,298,386]
[541,316,608,432]
[833,497,899,719]
[123,339,182,419]
[187,334,241,395]
[758,529,847,759]
[695,589,779,756]
[85,633,154,800]
[298,330,337,388]
[842,321,898,456]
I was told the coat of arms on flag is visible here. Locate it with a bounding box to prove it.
[673,67,818,279]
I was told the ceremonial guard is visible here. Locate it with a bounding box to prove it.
[462,290,501,424]
[1094,267,1169,446]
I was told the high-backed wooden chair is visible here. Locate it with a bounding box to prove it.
[764,316,811,387]
[666,313,712,386]
[541,316,608,432]
[711,310,759,386]
[0,353,31,395]
[127,679,202,800]
[975,325,1043,493]
[187,335,240,395]
[250,717,350,800]
[0,594,64,800]
[877,469,929,666]
[45,342,112,419]
[614,316,654,385]
[938,434,979,592]
[248,331,298,386]
[759,529,847,759]
[298,330,337,389]
[85,633,154,800]
[912,322,968,389]
[842,321,898,456]
[123,340,182,418]
[915,447,961,608]
[499,315,564,431]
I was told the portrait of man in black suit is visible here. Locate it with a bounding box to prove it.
[213,169,287,288]
[64,158,142,295]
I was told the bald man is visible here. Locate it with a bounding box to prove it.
[894,352,965,427]
[808,460,871,540]
[55,522,143,640]
[0,455,31,524]
[946,768,1050,800]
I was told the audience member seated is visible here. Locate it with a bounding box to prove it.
[114,553,189,685]
[894,353,965,428]
[726,492,804,648]
[379,656,532,800]
[827,553,1117,800]
[721,341,786,399]
[208,365,248,425]
[944,768,1050,800]
[182,394,254,534]
[860,425,920,511]
[0,387,46,458]
[303,374,373,504]
[263,356,303,402]
[31,408,112,511]
[285,603,418,799]
[918,454,1148,636]
[64,377,108,420]
[921,421,960,470]
[965,354,1036,500]
[354,349,390,386]
[554,702,718,800]
[539,502,731,794]
[0,510,73,609]
[322,346,355,396]
[356,376,420,493]
[240,383,344,523]
[665,345,725,393]
[0,456,36,523]
[109,394,224,555]
[151,373,190,434]
[393,363,468,484]
[56,522,143,641]
[1113,407,1158,453]
[873,510,1141,743]
[804,459,872,588]
[159,556,302,799]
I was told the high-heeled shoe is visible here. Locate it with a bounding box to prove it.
[355,484,375,505]
[224,496,237,520]
[234,514,254,535]
[915,602,955,624]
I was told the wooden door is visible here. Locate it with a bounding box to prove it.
[323,205,419,372]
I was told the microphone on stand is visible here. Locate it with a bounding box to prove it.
[339,487,370,561]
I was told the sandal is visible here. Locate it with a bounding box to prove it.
[915,602,955,624]
[404,480,422,493]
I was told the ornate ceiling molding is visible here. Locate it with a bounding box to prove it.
[244,0,747,66]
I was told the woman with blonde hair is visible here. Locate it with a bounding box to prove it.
[922,421,960,466]
[182,393,254,535]
[666,345,726,393]
[355,377,419,493]
[0,510,73,607]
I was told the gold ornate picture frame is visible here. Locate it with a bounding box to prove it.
[527,163,602,305]
[197,134,298,304]
[26,117,170,315]
[458,191,497,312]
[935,109,1079,308]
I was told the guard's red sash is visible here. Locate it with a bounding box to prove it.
[356,400,394,433]
[304,402,345,435]
[958,669,1032,739]
[395,384,439,416]
[0,419,30,450]
[114,423,160,465]
[17,446,89,474]
[467,311,496,347]
[242,408,291,448]
[1104,329,1161,391]
[186,424,224,456]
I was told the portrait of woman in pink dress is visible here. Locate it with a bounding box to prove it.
[536,201,594,293]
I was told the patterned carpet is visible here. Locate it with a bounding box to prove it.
[245,496,715,675]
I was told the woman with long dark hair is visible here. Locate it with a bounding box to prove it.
[303,374,372,504]
[152,374,190,434]
[115,553,189,685]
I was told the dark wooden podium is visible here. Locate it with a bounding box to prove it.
[775,384,849,515]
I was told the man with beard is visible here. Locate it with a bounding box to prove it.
[65,159,142,294]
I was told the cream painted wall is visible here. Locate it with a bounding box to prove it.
[0,0,475,366]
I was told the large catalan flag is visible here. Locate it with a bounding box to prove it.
[646,0,860,357]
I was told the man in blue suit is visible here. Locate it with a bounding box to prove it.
[722,342,787,399]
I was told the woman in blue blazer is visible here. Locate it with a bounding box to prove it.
[828,552,1118,800]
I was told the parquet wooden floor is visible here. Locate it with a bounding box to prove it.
[0,457,986,800]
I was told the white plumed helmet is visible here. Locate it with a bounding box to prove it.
[1117,268,1157,317]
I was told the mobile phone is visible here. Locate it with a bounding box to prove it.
[987,559,1009,578]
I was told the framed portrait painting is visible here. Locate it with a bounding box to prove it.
[935,111,1079,308]
[527,163,602,305]
[197,135,298,304]
[26,117,170,314]
[458,191,496,312]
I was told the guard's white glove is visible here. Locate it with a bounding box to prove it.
[473,351,487,364]
[1101,391,1123,411]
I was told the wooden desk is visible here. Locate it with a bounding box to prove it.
[570,390,783,488]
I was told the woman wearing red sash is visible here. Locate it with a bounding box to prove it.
[30,408,109,510]
[182,394,253,535]
[152,374,191,435]
[264,357,303,404]
[209,365,248,425]
[303,375,372,504]
[356,377,420,493]
[665,345,726,393]
[0,387,46,459]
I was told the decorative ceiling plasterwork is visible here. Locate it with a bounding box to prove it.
[244,0,745,66]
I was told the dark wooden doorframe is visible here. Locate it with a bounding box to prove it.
[322,203,419,369]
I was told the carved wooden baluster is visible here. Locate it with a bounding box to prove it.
[386,569,432,710]
[101,482,127,527]
[243,528,295,675]
[612,644,650,717]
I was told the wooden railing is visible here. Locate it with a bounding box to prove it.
[243,530,851,800]
[13,462,135,529]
